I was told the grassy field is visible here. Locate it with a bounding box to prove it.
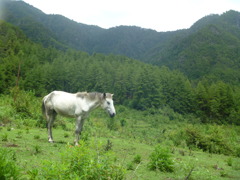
[1,94,240,179]
[1,120,240,179]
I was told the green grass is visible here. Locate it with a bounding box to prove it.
[0,94,240,179]
[0,125,240,179]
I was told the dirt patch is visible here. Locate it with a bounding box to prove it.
[5,143,19,147]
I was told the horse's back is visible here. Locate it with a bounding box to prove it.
[44,91,79,117]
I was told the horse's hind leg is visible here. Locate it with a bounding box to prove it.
[46,110,57,143]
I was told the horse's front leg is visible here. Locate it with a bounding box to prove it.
[74,116,85,146]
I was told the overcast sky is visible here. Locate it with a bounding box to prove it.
[22,0,240,32]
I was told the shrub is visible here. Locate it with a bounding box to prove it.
[148,145,174,172]
[36,140,125,179]
[185,125,233,155]
[10,88,42,122]
[0,148,20,179]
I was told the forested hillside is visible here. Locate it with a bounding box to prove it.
[1,21,240,125]
[2,1,240,84]
[1,0,240,125]
[1,0,177,59]
[148,11,240,83]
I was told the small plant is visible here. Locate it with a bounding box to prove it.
[0,147,20,179]
[148,145,174,172]
[1,133,8,142]
[226,158,232,166]
[133,154,141,164]
[27,169,39,179]
[33,145,41,155]
[63,132,69,138]
[34,135,40,140]
[179,150,185,156]
[120,119,126,127]
[25,128,30,134]
[220,171,228,177]
[16,131,23,138]
[105,139,113,151]
[127,162,134,170]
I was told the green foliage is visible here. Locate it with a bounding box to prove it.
[133,154,142,164]
[185,125,233,155]
[1,11,240,125]
[148,145,174,172]
[0,148,20,180]
[36,141,125,179]
[33,145,42,155]
[1,133,8,142]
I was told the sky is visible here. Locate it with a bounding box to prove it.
[21,0,240,32]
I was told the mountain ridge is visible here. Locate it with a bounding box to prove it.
[2,0,240,82]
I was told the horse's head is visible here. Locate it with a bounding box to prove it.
[101,93,116,118]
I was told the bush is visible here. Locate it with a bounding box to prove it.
[10,88,42,121]
[35,140,125,179]
[0,148,20,179]
[148,145,174,172]
[185,125,233,155]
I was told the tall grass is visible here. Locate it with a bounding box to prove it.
[0,148,20,179]
[31,140,125,179]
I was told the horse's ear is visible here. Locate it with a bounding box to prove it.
[103,93,106,99]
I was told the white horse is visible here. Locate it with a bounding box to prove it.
[42,91,116,145]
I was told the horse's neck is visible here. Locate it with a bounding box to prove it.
[85,99,101,112]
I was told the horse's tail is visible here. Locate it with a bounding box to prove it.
[42,96,48,129]
[42,98,46,117]
[42,95,49,118]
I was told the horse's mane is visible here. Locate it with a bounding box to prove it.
[76,92,112,100]
[76,92,88,98]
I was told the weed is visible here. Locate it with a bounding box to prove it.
[16,131,23,138]
[133,154,141,164]
[27,169,38,179]
[220,171,228,177]
[63,132,69,138]
[0,147,20,179]
[105,139,113,151]
[33,145,41,155]
[25,128,29,134]
[226,158,232,166]
[1,133,8,142]
[127,162,134,170]
[179,150,185,156]
[33,135,40,140]
[148,145,174,172]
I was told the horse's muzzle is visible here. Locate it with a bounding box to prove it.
[110,113,115,118]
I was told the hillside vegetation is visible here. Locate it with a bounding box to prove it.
[1,21,240,124]
[2,1,240,84]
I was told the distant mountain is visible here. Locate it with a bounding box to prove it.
[1,0,173,59]
[148,10,240,81]
[2,0,240,83]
